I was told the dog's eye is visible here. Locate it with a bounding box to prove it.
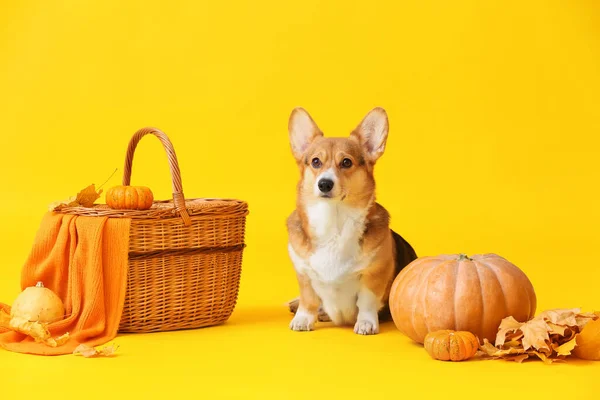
[340,158,353,168]
[311,158,322,168]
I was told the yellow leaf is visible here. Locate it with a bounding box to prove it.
[536,308,597,331]
[547,322,567,336]
[505,354,529,363]
[529,350,553,365]
[556,337,578,356]
[573,318,600,360]
[479,338,499,357]
[506,331,524,342]
[537,344,553,356]
[495,316,524,347]
[504,340,522,348]
[537,308,581,326]
[73,184,103,207]
[520,318,551,351]
[479,339,525,357]
[483,308,599,364]
[496,347,527,356]
[50,184,103,211]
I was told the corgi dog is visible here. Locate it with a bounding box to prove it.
[286,107,417,335]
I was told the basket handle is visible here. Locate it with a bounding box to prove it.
[122,127,192,226]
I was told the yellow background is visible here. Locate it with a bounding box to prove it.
[1,0,599,398]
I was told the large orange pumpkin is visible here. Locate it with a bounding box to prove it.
[106,185,154,210]
[389,253,536,344]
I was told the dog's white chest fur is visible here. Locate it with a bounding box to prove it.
[289,200,372,324]
[305,201,367,282]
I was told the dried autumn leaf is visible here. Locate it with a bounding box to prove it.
[73,343,119,358]
[479,339,531,363]
[71,184,102,208]
[9,316,52,343]
[495,316,524,347]
[506,331,524,342]
[54,332,70,346]
[99,343,119,356]
[547,322,567,336]
[48,196,75,212]
[498,347,527,357]
[49,169,118,211]
[530,350,553,365]
[537,308,581,327]
[504,339,523,348]
[482,308,600,364]
[556,337,578,356]
[50,184,103,211]
[562,328,577,342]
[6,316,69,347]
[505,354,529,363]
[479,338,499,357]
[479,339,526,357]
[537,345,553,357]
[535,308,597,332]
[573,317,600,360]
[73,344,99,357]
[520,318,551,351]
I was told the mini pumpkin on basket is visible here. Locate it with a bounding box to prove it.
[55,127,249,333]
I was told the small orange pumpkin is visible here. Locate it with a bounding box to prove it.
[424,330,479,361]
[106,185,154,210]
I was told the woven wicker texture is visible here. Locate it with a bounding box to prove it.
[55,127,248,333]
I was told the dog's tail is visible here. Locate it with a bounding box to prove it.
[378,230,418,321]
[391,229,418,276]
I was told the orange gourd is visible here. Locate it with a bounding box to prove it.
[424,330,479,361]
[389,253,536,344]
[106,185,154,210]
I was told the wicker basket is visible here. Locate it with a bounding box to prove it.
[55,127,249,333]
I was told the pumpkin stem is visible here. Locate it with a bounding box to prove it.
[35,281,44,288]
[458,253,471,261]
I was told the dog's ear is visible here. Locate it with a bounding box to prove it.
[351,107,389,162]
[288,107,323,161]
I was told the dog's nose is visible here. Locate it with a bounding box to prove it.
[318,178,334,193]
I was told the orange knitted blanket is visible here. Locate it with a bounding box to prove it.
[0,212,130,355]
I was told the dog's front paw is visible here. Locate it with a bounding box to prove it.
[354,319,379,335]
[290,311,316,332]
